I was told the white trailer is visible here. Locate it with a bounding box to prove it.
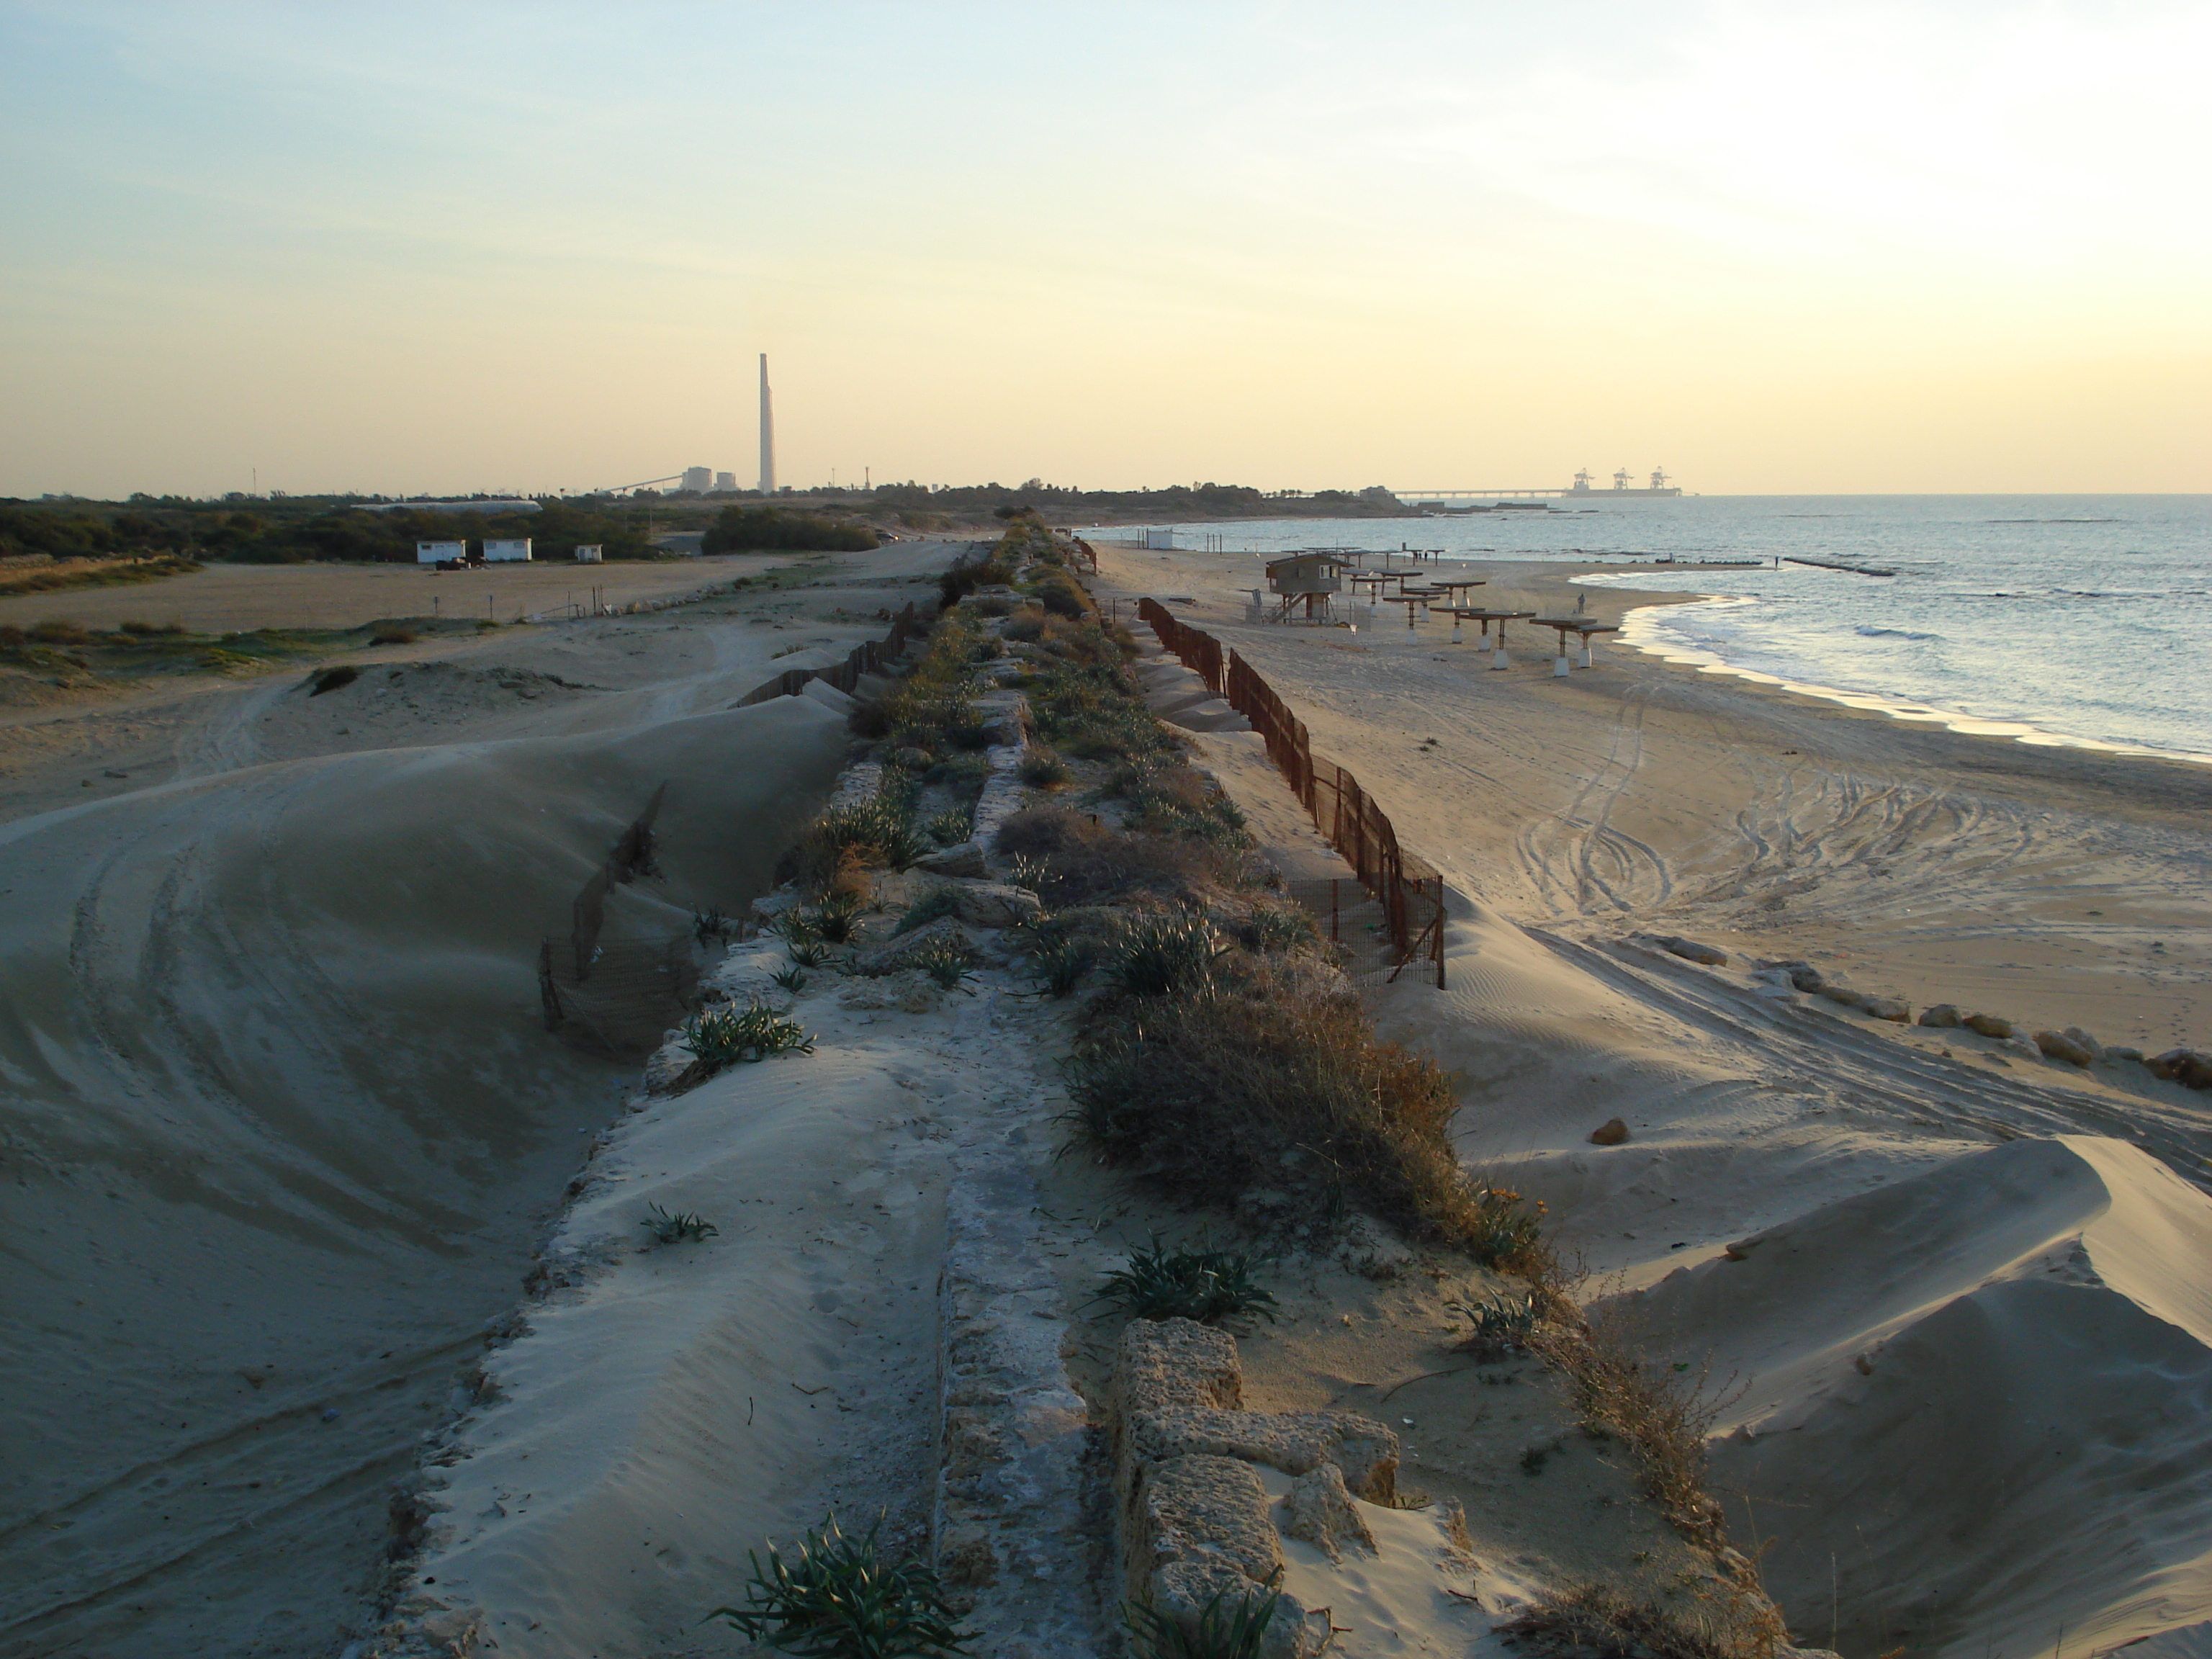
[483,539,533,562]
[574,544,603,563]
[416,539,465,565]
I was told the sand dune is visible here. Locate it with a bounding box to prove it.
[0,549,960,1657]
[1642,1135,2212,1659]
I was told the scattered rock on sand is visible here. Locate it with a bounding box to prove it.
[949,880,1043,929]
[1280,1463,1376,1563]
[1863,996,1913,1023]
[2107,1044,2145,1064]
[2036,1030,2095,1066]
[1964,1012,2013,1038]
[914,839,988,878]
[1653,934,1727,966]
[852,916,970,976]
[1589,1118,1630,1146]
[2149,1048,2212,1089]
[1777,961,1826,994]
[1918,1004,1962,1028]
[2064,1027,2107,1063]
[2003,1033,2041,1058]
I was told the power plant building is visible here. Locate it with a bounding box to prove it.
[680,466,712,493]
[713,471,736,493]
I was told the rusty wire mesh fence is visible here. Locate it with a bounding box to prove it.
[1138,598,1445,987]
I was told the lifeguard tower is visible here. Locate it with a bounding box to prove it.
[1262,551,1357,624]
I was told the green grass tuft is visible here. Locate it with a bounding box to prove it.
[683,1002,814,1069]
[1098,1241,1277,1326]
[703,1513,969,1658]
[642,1204,719,1244]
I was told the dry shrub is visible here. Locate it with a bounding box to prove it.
[1062,966,1525,1252]
[1502,1581,1786,1659]
[1002,605,1047,643]
[995,810,1225,907]
[28,619,91,644]
[1528,1312,1735,1548]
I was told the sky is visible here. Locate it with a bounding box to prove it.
[2,1,2208,499]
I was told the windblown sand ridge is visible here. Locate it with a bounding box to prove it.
[0,544,961,1657]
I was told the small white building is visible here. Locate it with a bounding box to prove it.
[483,539,533,562]
[574,544,603,563]
[416,539,465,565]
[1143,528,1176,550]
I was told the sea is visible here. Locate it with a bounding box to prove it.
[1103,496,2212,767]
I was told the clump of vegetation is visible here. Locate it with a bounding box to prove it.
[772,965,809,994]
[788,797,929,890]
[1452,1289,1542,1357]
[908,933,977,992]
[642,1204,719,1244]
[802,892,866,943]
[683,1002,814,1069]
[1029,935,1092,998]
[117,618,186,636]
[924,805,974,846]
[692,904,737,945]
[1105,914,1221,997]
[1063,969,1539,1259]
[1529,1315,1737,1550]
[994,806,1226,909]
[896,886,963,935]
[936,547,1018,609]
[701,505,878,554]
[1097,1241,1278,1326]
[369,623,417,646]
[1499,1580,1786,1659]
[1018,748,1072,788]
[703,1514,969,1658]
[788,939,830,969]
[1240,904,1316,954]
[306,664,359,696]
[1124,1578,1281,1659]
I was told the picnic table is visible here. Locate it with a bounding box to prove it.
[1449,608,1535,668]
[1531,617,1622,675]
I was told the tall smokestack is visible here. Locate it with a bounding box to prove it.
[757,354,776,495]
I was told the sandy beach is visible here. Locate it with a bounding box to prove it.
[1092,536,2212,1658]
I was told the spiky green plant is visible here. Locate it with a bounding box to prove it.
[1451,1289,1542,1355]
[1097,1240,1277,1326]
[702,1513,968,1658]
[642,1204,719,1244]
[925,806,974,847]
[692,904,737,945]
[1032,936,1092,998]
[772,965,809,994]
[806,893,866,944]
[1123,1578,1281,1659]
[908,934,978,993]
[1106,914,1220,997]
[789,939,830,969]
[683,1003,814,1069]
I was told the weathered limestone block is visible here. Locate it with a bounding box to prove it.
[1964,1012,2014,1038]
[2149,1048,2212,1089]
[2033,1029,2095,1066]
[1111,1318,1243,1426]
[1130,1457,1329,1659]
[1862,995,1912,1023]
[2064,1027,2106,1062]
[1281,1462,1376,1562]
[914,839,989,878]
[1654,934,1727,966]
[952,881,1043,929]
[1124,1406,1398,1504]
[1589,1118,1630,1146]
[1917,1004,1962,1028]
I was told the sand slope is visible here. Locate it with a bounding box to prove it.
[1635,1134,2212,1659]
[0,696,846,1656]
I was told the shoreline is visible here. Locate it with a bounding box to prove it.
[1596,581,2212,771]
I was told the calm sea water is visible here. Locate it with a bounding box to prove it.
[1107,496,2212,765]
